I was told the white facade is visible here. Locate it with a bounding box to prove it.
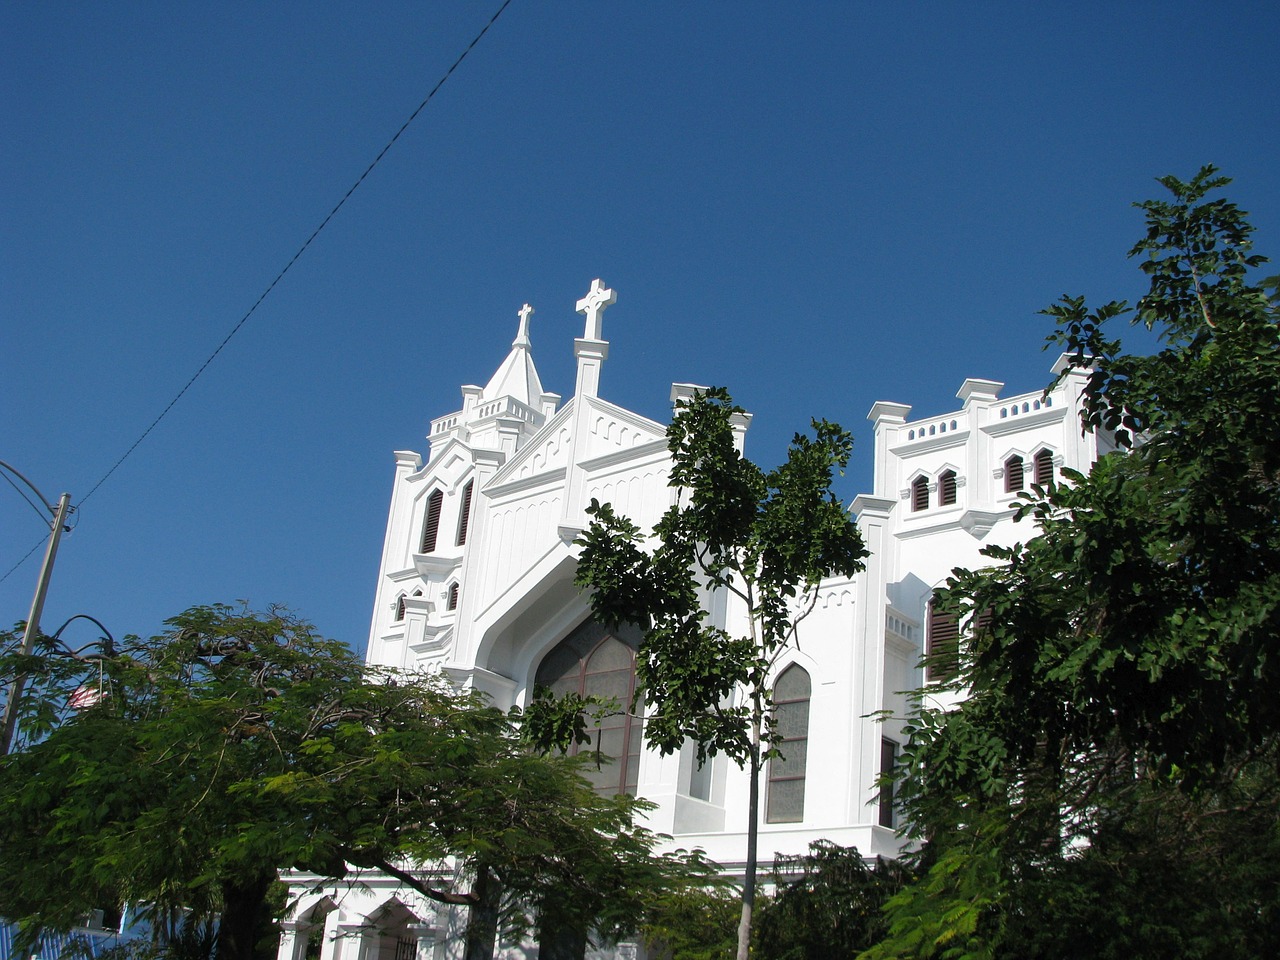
[280,281,1107,960]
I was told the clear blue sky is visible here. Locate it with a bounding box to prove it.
[4,2,1278,653]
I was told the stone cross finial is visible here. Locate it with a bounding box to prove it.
[575,278,616,341]
[515,303,533,346]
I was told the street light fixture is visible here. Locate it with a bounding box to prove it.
[0,459,75,754]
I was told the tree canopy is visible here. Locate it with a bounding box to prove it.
[575,387,868,960]
[0,605,708,960]
[867,168,1280,959]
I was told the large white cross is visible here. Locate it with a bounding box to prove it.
[575,278,617,341]
[515,302,533,346]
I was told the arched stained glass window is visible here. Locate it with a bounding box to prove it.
[535,620,644,796]
[766,664,811,823]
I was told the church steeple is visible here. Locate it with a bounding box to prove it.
[427,301,560,461]
[482,302,547,408]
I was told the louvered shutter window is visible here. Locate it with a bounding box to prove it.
[911,476,929,512]
[447,583,459,611]
[421,489,444,553]
[879,738,898,827]
[1033,449,1053,486]
[395,595,406,622]
[456,480,474,546]
[926,599,961,683]
[938,470,957,506]
[1005,456,1025,493]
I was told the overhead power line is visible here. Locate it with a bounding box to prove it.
[2,0,514,588]
[77,0,515,511]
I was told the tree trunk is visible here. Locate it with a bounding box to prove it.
[736,713,762,960]
[217,872,276,960]
[537,921,588,960]
[463,864,502,960]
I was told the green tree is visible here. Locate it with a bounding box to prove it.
[575,388,869,960]
[756,842,911,960]
[640,884,741,960]
[866,168,1280,959]
[0,605,705,960]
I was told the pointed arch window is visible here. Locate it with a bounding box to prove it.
[456,480,474,546]
[447,583,459,611]
[910,476,929,512]
[394,595,407,622]
[420,489,444,553]
[766,664,811,823]
[1004,455,1025,493]
[1033,449,1054,486]
[535,621,644,796]
[938,470,957,507]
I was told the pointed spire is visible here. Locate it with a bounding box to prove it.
[482,301,546,406]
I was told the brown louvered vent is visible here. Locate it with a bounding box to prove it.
[911,476,929,512]
[879,738,898,828]
[456,480,474,546]
[421,489,444,553]
[938,470,957,506]
[447,582,459,611]
[926,600,960,683]
[1005,456,1025,493]
[1033,449,1053,486]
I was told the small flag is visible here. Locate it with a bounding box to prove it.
[67,684,103,710]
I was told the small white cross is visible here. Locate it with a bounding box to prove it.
[515,302,533,346]
[575,278,617,341]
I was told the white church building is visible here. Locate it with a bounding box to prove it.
[278,281,1108,960]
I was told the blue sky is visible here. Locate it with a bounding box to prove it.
[4,2,1278,654]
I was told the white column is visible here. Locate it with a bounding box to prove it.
[276,920,304,960]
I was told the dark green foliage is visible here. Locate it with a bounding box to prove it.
[869,169,1280,959]
[0,605,706,960]
[757,842,911,960]
[641,885,741,960]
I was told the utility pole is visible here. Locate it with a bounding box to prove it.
[1,460,74,755]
